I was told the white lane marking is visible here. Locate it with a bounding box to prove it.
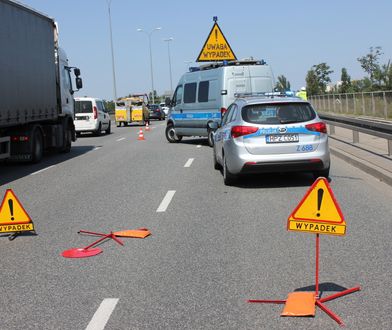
[197,145,202,148]
[85,298,119,330]
[116,137,125,141]
[93,147,101,151]
[184,158,194,168]
[157,190,176,213]
[30,165,55,176]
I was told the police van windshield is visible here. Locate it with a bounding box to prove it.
[242,103,316,125]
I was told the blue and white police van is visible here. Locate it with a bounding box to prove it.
[165,59,275,146]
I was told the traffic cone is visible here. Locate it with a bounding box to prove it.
[145,122,150,131]
[137,128,145,140]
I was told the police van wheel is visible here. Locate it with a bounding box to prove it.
[165,124,182,143]
[207,129,214,147]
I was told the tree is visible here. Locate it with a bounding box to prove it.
[275,75,291,92]
[339,68,351,93]
[305,69,320,96]
[312,63,333,93]
[357,46,383,86]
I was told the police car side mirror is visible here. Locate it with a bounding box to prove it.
[208,121,219,131]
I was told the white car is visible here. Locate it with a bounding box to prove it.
[74,97,111,136]
[160,102,170,116]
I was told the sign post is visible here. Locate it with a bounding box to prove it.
[248,178,360,326]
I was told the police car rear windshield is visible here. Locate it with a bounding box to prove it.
[242,103,316,125]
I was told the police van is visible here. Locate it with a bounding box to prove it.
[165,59,275,146]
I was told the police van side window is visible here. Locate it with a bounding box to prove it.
[198,81,209,102]
[184,83,197,103]
[173,86,183,105]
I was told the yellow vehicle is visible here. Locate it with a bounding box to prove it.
[115,94,150,127]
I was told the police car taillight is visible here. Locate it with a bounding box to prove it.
[305,122,327,133]
[220,107,227,117]
[231,126,258,138]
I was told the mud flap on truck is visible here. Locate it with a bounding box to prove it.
[0,136,10,160]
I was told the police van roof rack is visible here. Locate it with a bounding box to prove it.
[189,59,267,72]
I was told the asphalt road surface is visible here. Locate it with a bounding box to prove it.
[1,122,391,329]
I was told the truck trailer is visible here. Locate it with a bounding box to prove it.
[0,0,82,163]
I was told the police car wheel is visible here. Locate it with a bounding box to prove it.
[207,129,214,147]
[223,154,236,186]
[213,147,221,170]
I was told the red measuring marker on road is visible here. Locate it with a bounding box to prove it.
[248,177,360,326]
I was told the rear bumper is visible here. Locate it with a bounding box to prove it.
[241,159,326,174]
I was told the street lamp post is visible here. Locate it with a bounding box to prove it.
[106,0,117,101]
[163,37,173,93]
[137,27,161,104]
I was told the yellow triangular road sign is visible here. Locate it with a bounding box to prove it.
[197,22,237,62]
[0,189,32,225]
[290,178,344,224]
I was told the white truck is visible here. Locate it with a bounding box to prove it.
[0,0,82,163]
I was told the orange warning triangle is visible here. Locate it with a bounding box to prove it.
[0,189,32,225]
[197,22,237,62]
[289,178,345,224]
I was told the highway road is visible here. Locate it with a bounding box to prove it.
[1,122,391,329]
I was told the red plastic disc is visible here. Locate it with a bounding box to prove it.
[62,247,102,258]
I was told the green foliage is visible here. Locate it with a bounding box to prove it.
[104,100,115,113]
[357,46,383,85]
[305,69,320,96]
[275,75,291,92]
[339,68,351,93]
[312,63,333,93]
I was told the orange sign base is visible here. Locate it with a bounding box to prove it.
[281,292,316,316]
[248,234,360,326]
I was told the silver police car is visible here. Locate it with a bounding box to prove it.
[212,95,330,185]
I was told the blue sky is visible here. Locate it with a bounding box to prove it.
[18,0,392,101]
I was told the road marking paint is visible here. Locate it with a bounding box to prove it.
[116,137,125,141]
[184,158,194,167]
[30,165,55,176]
[197,145,202,148]
[85,298,119,330]
[93,147,102,151]
[157,190,176,212]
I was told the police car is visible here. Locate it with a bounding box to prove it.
[212,95,330,185]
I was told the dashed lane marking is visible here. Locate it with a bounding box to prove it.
[116,137,125,141]
[184,158,194,167]
[93,147,102,151]
[30,165,56,176]
[85,298,119,330]
[197,145,202,148]
[156,190,176,212]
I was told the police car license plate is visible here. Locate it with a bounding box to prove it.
[266,134,299,143]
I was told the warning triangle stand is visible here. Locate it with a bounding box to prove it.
[0,189,36,240]
[248,177,360,326]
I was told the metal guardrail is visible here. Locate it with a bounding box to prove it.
[318,113,392,156]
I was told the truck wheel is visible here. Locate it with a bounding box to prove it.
[60,120,72,153]
[165,124,182,143]
[31,129,43,163]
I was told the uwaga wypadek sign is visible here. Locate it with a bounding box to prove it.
[197,17,237,62]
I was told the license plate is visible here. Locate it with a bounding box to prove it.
[76,116,89,120]
[266,134,299,143]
